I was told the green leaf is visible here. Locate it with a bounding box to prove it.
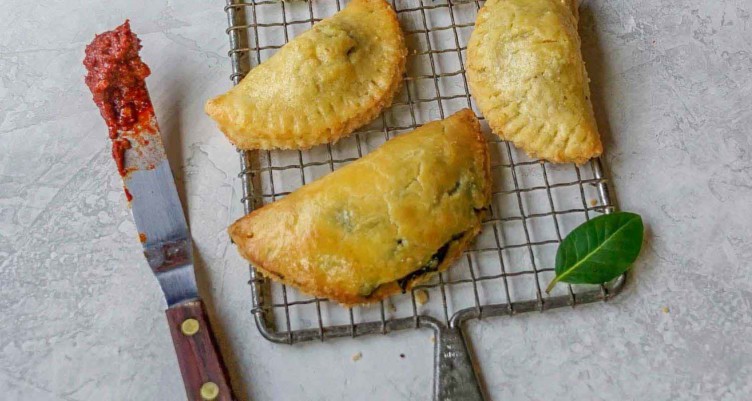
[545,211,644,293]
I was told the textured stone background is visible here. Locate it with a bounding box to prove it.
[1,0,751,400]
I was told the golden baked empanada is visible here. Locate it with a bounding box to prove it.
[228,110,491,305]
[467,0,602,164]
[205,0,407,150]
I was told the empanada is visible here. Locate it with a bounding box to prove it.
[467,0,602,164]
[228,109,491,305]
[205,0,407,150]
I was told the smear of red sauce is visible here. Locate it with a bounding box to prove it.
[112,138,131,175]
[124,186,133,202]
[138,232,147,243]
[83,20,153,177]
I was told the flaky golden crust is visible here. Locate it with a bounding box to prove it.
[467,0,602,164]
[205,0,407,150]
[228,109,491,306]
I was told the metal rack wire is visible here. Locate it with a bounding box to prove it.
[223,0,625,349]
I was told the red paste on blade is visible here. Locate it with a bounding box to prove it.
[83,20,153,177]
[123,186,133,202]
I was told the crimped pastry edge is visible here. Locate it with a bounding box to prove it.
[249,221,485,307]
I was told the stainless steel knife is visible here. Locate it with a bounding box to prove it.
[126,115,236,401]
[85,21,236,401]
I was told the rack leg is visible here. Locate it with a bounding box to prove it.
[433,323,484,401]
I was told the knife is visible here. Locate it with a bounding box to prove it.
[84,21,236,401]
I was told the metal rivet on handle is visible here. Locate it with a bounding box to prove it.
[181,318,200,336]
[200,381,219,400]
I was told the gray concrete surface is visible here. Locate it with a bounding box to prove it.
[1,0,751,400]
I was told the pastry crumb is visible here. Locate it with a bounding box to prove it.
[415,289,429,305]
[399,353,405,359]
[589,199,598,207]
[352,352,362,362]
[662,306,670,314]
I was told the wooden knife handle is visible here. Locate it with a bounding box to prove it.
[166,299,237,401]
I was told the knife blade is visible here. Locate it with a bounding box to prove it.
[84,20,236,401]
[124,116,198,303]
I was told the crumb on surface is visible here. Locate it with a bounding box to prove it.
[662,306,670,314]
[352,352,362,362]
[387,299,397,312]
[430,335,435,344]
[415,289,429,305]
[589,198,598,207]
[399,353,405,358]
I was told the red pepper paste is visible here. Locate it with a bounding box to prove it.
[123,186,133,202]
[83,20,153,177]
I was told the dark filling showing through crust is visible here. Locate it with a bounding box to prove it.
[396,232,466,293]
[447,180,462,196]
[361,199,490,298]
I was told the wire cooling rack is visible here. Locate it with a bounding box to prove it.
[222,2,625,395]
